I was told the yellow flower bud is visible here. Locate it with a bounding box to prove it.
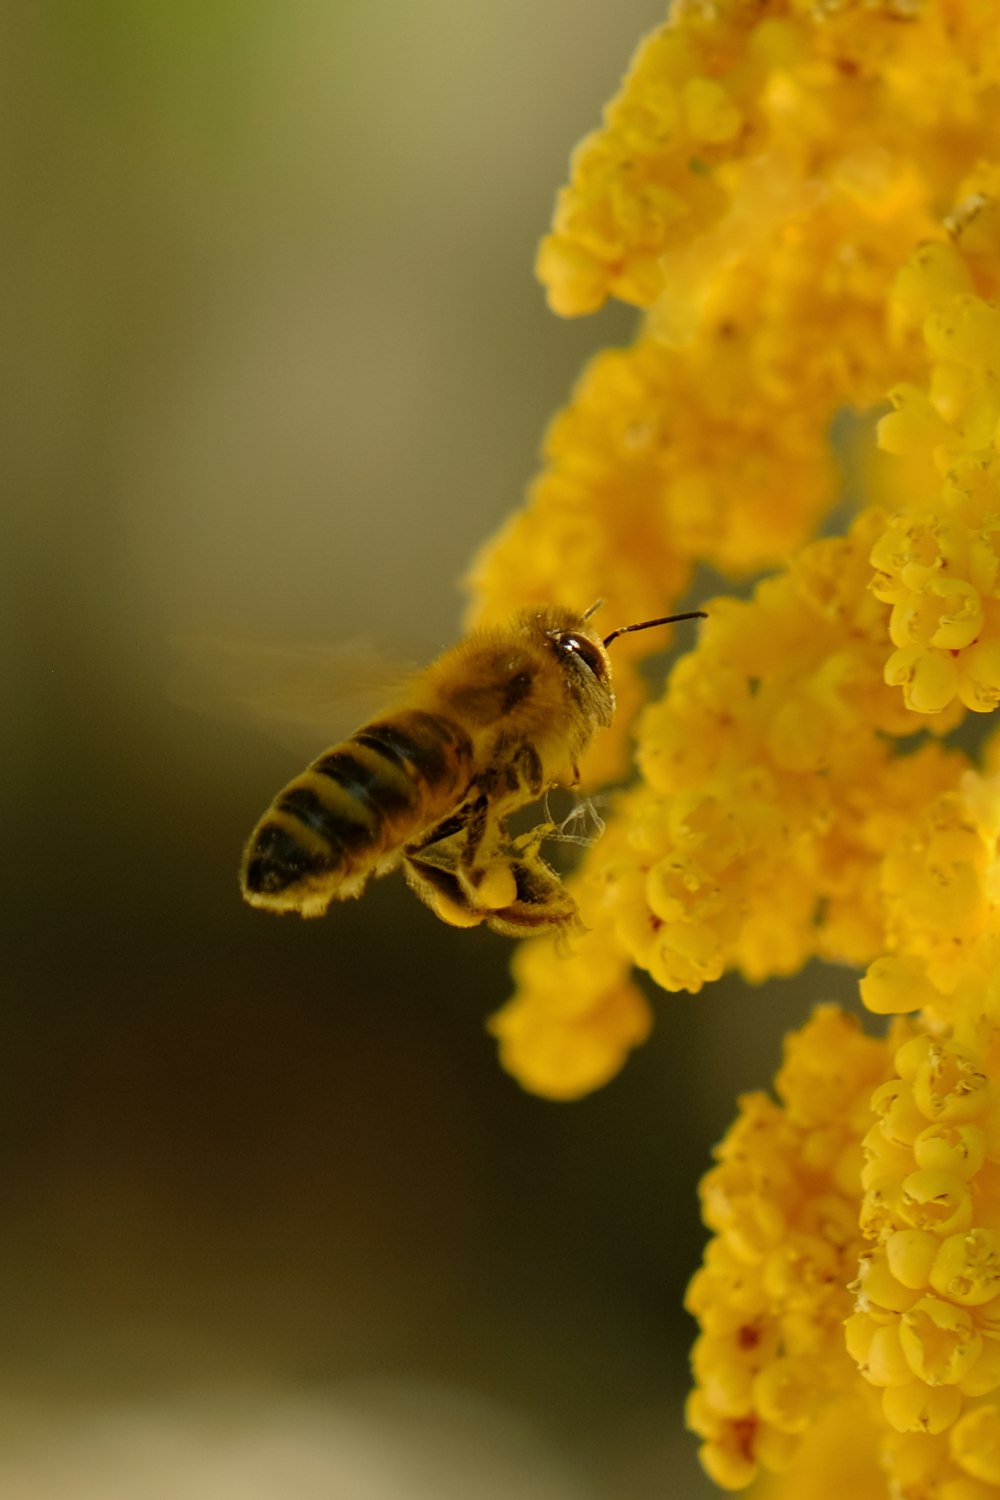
[895,1035,935,1083]
[535,233,608,317]
[900,1295,982,1385]
[681,78,743,144]
[930,1230,1000,1308]
[697,1433,758,1492]
[882,1380,963,1434]
[913,1044,990,1123]
[878,384,949,455]
[845,1309,879,1366]
[893,240,973,323]
[857,1250,922,1313]
[949,1405,1000,1484]
[753,1422,799,1475]
[925,295,1000,372]
[929,578,984,651]
[957,639,1000,712]
[861,955,938,1015]
[900,1171,972,1235]
[866,1322,917,1387]
[752,1356,824,1432]
[913,1124,987,1180]
[886,1229,941,1290]
[692,1332,757,1417]
[885,645,958,713]
[958,1334,1000,1397]
[872,1078,930,1146]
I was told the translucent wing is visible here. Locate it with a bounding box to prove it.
[167,631,419,757]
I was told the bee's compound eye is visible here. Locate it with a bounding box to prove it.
[559,634,605,678]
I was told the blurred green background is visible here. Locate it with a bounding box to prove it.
[3,4,863,1495]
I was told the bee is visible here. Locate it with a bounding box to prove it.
[240,604,705,936]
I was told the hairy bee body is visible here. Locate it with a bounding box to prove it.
[241,606,616,935]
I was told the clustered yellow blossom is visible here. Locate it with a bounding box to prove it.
[462,0,1000,1493]
[608,513,965,990]
[487,927,652,1102]
[688,1006,1000,1498]
[466,0,1000,771]
[536,0,1000,323]
[861,768,1000,1028]
[849,1029,1000,1444]
[871,191,1000,716]
[686,1007,891,1490]
[489,513,968,1075]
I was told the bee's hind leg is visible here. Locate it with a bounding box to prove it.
[402,796,499,926]
[402,850,487,930]
[483,845,581,937]
[408,790,518,913]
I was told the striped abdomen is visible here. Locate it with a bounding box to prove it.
[241,709,473,917]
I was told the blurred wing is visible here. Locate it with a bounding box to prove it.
[167,631,419,757]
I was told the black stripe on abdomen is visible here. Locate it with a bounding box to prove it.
[276,781,382,851]
[241,709,473,909]
[354,710,472,791]
[311,749,415,822]
[242,819,334,897]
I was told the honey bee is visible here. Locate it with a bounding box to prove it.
[240,604,705,936]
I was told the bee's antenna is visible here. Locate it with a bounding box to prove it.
[602,610,707,649]
[581,598,604,622]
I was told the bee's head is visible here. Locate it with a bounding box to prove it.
[523,602,706,732]
[527,606,616,728]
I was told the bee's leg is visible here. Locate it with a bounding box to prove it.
[458,793,491,866]
[404,797,479,856]
[484,844,580,937]
[452,742,544,874]
[410,737,542,857]
[404,841,580,937]
[404,803,581,935]
[547,796,606,846]
[406,789,521,916]
[402,795,505,919]
[435,787,537,913]
[506,741,544,798]
[407,737,555,919]
[405,784,507,896]
[402,851,487,930]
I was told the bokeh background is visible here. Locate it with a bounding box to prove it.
[4,4,864,1495]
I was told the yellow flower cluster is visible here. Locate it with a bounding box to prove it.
[754,1394,1000,1500]
[471,0,1000,1082]
[470,1,1000,774]
[537,0,1000,321]
[618,514,966,989]
[847,1029,1000,1446]
[487,514,968,1058]
[458,1,1000,1493]
[871,194,1000,715]
[689,1010,1000,1498]
[464,302,853,780]
[686,1007,891,1490]
[860,769,1000,1027]
[488,926,652,1102]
